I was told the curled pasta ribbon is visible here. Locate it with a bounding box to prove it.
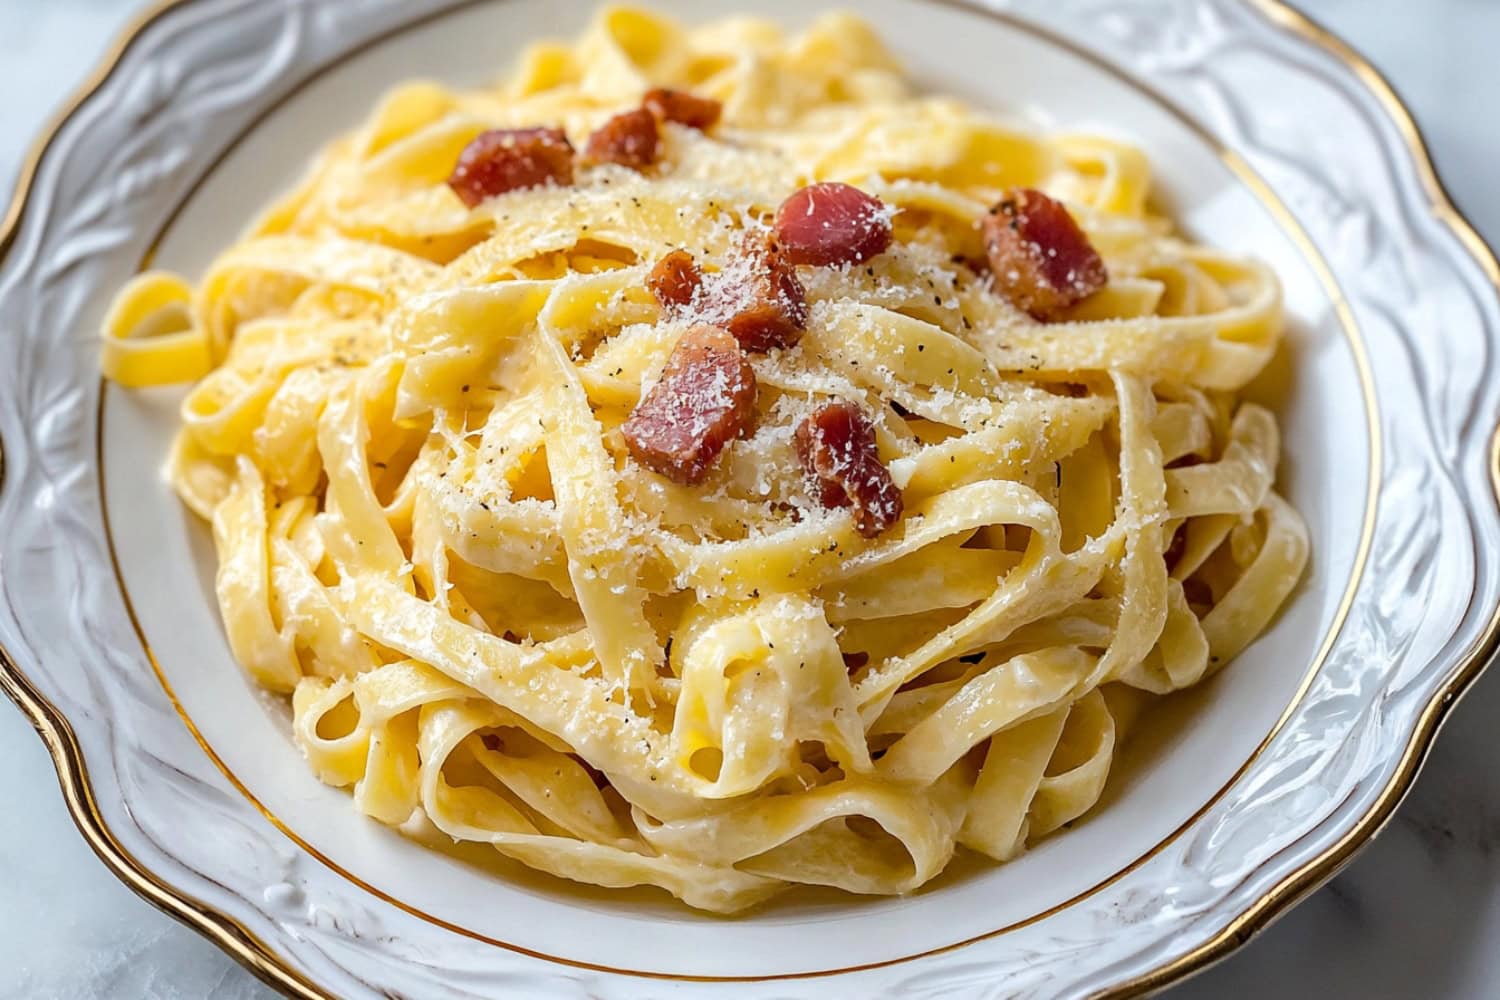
[99,271,211,387]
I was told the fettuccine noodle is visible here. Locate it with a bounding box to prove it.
[102,7,1308,912]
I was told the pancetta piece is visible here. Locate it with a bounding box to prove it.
[642,88,722,130]
[446,127,575,207]
[715,234,809,353]
[584,109,660,170]
[795,400,903,538]
[982,187,1107,320]
[622,325,758,485]
[774,183,892,267]
[647,250,704,309]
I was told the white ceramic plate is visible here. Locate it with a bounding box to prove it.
[2,1,1498,996]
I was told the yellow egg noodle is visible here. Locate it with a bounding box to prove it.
[102,7,1308,912]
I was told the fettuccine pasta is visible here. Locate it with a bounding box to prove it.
[102,6,1308,912]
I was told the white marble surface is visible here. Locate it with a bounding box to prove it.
[1,1,1497,997]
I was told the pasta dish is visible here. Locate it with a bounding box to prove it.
[101,7,1308,912]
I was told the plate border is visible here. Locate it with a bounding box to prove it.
[0,1,1496,997]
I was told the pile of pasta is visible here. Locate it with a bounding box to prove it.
[102,6,1308,912]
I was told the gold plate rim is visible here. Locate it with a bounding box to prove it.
[0,1,1496,997]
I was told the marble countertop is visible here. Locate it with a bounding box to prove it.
[2,1,1497,997]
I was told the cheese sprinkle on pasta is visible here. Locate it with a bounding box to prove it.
[101,6,1308,912]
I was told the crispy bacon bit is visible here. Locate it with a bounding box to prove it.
[622,325,757,485]
[774,183,893,267]
[447,127,574,207]
[584,109,660,170]
[716,234,809,353]
[982,187,1107,320]
[841,650,869,672]
[642,88,722,130]
[795,401,903,538]
[647,250,704,309]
